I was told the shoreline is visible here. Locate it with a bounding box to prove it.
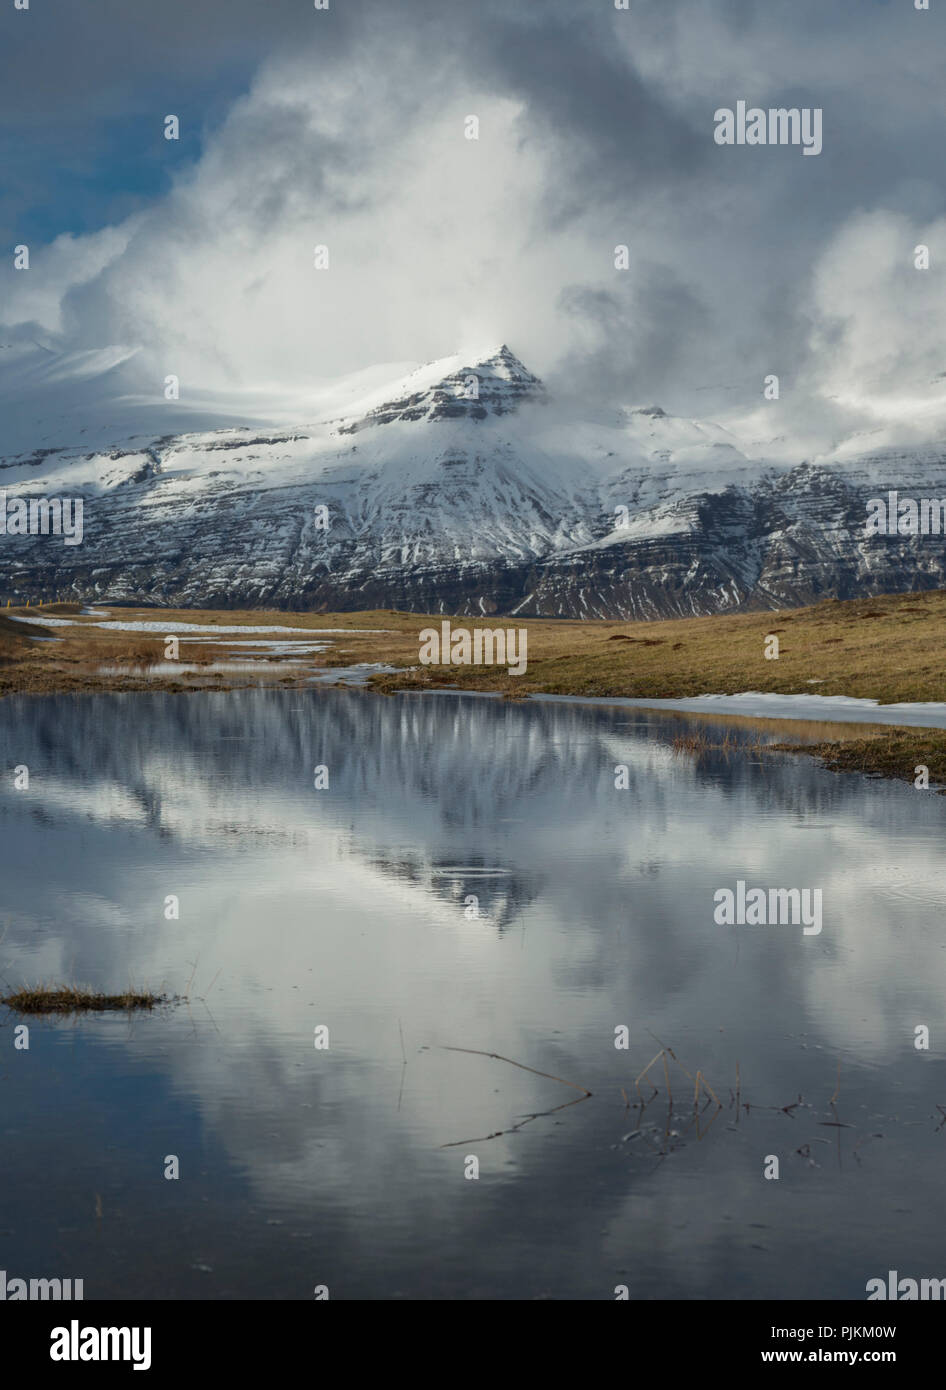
[5,592,946,793]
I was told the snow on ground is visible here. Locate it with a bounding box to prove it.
[532,691,946,729]
[308,663,401,685]
[10,616,389,635]
[220,640,329,655]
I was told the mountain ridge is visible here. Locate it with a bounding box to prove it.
[2,343,945,616]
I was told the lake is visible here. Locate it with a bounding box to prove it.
[1,689,944,1300]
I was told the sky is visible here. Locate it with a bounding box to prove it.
[2,0,946,449]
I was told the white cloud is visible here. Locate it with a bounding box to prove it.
[4,7,946,459]
[4,223,132,336]
[4,50,598,395]
[805,209,946,421]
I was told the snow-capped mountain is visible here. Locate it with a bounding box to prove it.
[2,342,946,617]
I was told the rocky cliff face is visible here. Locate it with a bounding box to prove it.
[2,344,945,616]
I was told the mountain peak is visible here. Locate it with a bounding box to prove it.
[340,344,544,432]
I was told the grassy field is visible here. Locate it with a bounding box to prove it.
[365,589,946,704]
[3,590,946,788]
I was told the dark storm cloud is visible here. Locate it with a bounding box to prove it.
[0,0,340,119]
[463,7,706,209]
[555,273,710,409]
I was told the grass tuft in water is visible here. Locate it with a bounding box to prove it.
[1,984,170,1015]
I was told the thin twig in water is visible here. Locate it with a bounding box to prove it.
[442,1046,592,1096]
[635,1049,664,1104]
[200,996,222,1036]
[185,956,200,997]
[439,1093,590,1149]
[397,1020,408,1112]
[696,1102,724,1142]
[700,1073,722,1109]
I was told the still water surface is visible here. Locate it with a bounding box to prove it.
[1,690,944,1299]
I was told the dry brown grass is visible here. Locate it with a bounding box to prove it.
[101,638,162,667]
[2,984,166,1014]
[671,731,755,756]
[356,589,946,705]
[5,590,946,706]
[0,605,344,694]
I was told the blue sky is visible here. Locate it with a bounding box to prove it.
[0,0,328,245]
